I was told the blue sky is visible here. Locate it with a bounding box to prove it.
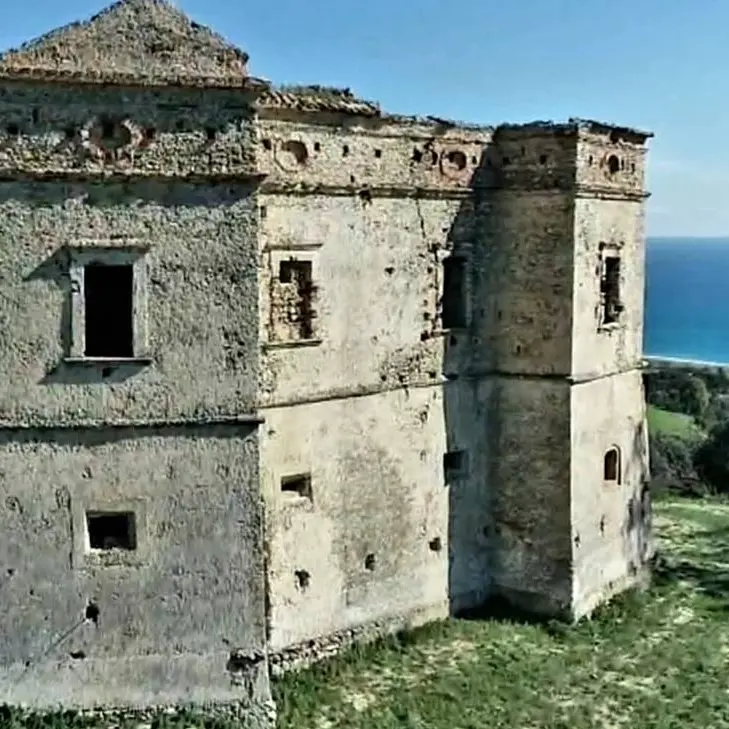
[0,0,726,237]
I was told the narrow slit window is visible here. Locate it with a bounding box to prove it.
[87,511,137,550]
[603,448,621,483]
[281,473,313,501]
[84,263,134,357]
[442,256,467,328]
[600,256,622,325]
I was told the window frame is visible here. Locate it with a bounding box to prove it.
[597,243,624,331]
[66,245,151,364]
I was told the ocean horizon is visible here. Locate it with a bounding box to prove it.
[645,236,729,365]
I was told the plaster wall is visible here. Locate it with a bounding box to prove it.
[0,426,269,709]
[570,370,652,617]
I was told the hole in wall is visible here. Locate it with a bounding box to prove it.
[69,651,86,660]
[262,138,272,151]
[86,511,137,550]
[6,123,19,136]
[349,174,356,184]
[471,155,478,165]
[85,602,100,624]
[205,127,217,141]
[374,148,382,158]
[502,156,510,166]
[281,473,312,501]
[364,553,376,571]
[444,450,468,481]
[31,108,39,124]
[442,256,467,328]
[630,162,636,173]
[412,148,423,163]
[342,144,349,156]
[604,447,621,483]
[260,205,267,219]
[539,154,548,164]
[294,570,310,590]
[429,537,442,552]
[607,154,620,174]
[282,139,308,165]
[359,188,372,204]
[64,126,76,140]
[313,142,321,152]
[144,127,156,141]
[445,150,467,171]
[588,155,594,166]
[384,266,395,275]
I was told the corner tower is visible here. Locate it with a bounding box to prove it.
[478,120,652,619]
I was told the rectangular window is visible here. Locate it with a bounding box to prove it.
[281,473,313,501]
[84,263,134,357]
[442,257,467,329]
[277,259,316,339]
[600,256,622,325]
[86,511,137,550]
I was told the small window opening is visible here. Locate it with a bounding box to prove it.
[262,138,272,151]
[412,148,423,163]
[313,141,321,152]
[600,256,622,325]
[100,119,115,140]
[444,450,468,481]
[86,511,136,550]
[364,553,376,571]
[442,256,467,328]
[539,154,548,164]
[278,259,316,339]
[281,473,312,501]
[84,263,134,358]
[342,144,350,156]
[205,127,217,141]
[374,148,382,158]
[603,448,620,483]
[607,155,620,174]
[6,123,19,136]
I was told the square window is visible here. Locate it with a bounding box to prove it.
[86,511,137,550]
[84,263,134,357]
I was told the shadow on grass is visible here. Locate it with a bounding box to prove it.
[654,524,729,610]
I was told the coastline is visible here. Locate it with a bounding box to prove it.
[644,355,729,370]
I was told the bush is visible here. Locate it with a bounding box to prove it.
[649,432,710,497]
[694,421,729,493]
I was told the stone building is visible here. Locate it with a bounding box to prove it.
[0,0,653,720]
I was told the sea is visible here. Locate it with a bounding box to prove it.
[646,237,729,365]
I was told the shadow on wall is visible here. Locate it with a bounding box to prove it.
[440,137,499,616]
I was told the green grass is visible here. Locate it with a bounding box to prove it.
[647,404,705,440]
[273,497,729,729]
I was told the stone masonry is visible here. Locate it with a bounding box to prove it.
[0,0,654,722]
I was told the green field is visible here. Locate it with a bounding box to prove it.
[647,404,705,440]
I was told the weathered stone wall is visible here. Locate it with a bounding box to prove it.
[570,370,652,617]
[0,425,270,710]
[256,116,494,649]
[0,83,258,178]
[572,195,647,379]
[0,178,259,426]
[487,378,574,616]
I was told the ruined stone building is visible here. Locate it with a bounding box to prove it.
[0,0,653,720]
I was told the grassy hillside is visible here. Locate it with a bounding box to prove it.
[647,404,705,440]
[273,498,729,729]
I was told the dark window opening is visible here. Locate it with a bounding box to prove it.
[444,450,468,481]
[278,259,316,339]
[604,448,620,483]
[100,119,115,140]
[84,263,134,358]
[281,473,312,501]
[607,155,620,174]
[442,257,467,328]
[87,511,136,550]
[600,256,622,325]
